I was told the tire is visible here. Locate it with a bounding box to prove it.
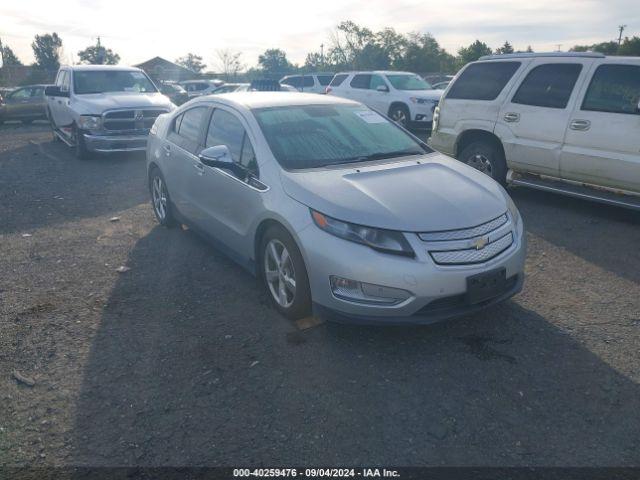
[458,140,507,185]
[72,124,91,160]
[260,225,312,320]
[149,167,177,228]
[388,104,410,128]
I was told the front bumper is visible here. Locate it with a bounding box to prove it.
[409,103,437,124]
[299,219,526,325]
[83,133,149,153]
[427,130,456,157]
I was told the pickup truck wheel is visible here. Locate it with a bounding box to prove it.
[72,125,91,161]
[149,167,177,228]
[389,104,410,128]
[458,141,507,185]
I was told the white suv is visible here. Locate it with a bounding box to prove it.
[326,71,443,128]
[429,52,640,209]
[280,73,334,94]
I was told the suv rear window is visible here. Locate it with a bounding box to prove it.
[512,63,582,109]
[330,74,348,87]
[447,62,521,101]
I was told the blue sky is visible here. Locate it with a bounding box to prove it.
[1,0,638,68]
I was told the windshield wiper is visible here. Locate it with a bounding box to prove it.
[327,150,424,166]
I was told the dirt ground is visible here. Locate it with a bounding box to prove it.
[1,122,639,467]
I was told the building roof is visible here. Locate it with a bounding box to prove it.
[134,56,194,74]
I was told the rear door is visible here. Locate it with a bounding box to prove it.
[496,59,586,177]
[163,106,209,221]
[561,61,640,193]
[348,74,372,105]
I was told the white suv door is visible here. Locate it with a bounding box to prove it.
[561,61,640,193]
[496,59,587,177]
[347,74,371,104]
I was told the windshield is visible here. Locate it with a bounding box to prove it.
[73,70,157,94]
[386,74,432,91]
[253,104,429,170]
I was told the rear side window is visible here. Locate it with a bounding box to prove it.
[302,76,314,87]
[177,106,207,143]
[282,76,301,88]
[350,74,372,89]
[330,74,348,86]
[582,64,640,115]
[447,62,521,101]
[317,75,334,86]
[512,64,582,109]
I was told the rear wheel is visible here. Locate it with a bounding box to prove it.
[389,104,410,128]
[458,140,507,185]
[149,167,177,228]
[260,225,311,320]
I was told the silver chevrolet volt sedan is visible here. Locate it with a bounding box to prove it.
[146,92,526,324]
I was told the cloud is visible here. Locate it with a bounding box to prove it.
[1,0,637,67]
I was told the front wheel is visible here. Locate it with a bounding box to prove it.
[389,104,410,128]
[260,226,311,320]
[72,124,91,160]
[458,140,507,185]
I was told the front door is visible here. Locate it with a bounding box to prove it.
[561,62,640,193]
[191,106,265,259]
[497,60,587,177]
[4,87,32,119]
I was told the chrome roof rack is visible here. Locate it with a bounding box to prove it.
[479,52,606,61]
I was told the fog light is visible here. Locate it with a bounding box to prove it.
[330,276,411,305]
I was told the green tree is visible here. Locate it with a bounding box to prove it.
[571,41,618,55]
[0,42,23,66]
[398,33,454,73]
[257,48,295,75]
[495,41,514,54]
[175,53,206,73]
[526,45,534,53]
[619,36,640,56]
[303,51,324,70]
[32,32,62,70]
[77,37,120,65]
[457,40,492,66]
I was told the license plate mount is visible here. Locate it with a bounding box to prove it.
[466,268,507,305]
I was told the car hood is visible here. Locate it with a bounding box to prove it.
[72,92,174,114]
[280,153,508,232]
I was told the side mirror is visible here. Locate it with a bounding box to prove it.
[376,85,389,93]
[199,145,244,176]
[45,85,69,98]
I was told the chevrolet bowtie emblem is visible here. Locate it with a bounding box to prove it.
[472,236,489,250]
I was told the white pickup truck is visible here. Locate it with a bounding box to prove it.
[45,65,175,159]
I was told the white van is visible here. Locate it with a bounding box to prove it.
[429,52,640,209]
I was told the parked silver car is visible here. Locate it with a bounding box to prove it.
[146,93,526,324]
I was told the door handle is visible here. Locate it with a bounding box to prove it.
[570,119,591,131]
[163,144,171,156]
[193,162,205,175]
[503,112,520,123]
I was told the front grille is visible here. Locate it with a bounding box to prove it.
[103,108,167,132]
[419,214,508,241]
[430,233,513,265]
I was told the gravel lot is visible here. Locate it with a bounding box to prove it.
[1,123,639,467]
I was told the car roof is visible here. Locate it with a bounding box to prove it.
[478,52,606,61]
[190,91,358,109]
[335,70,416,76]
[64,64,143,71]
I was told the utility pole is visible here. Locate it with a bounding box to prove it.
[555,44,562,52]
[618,25,627,47]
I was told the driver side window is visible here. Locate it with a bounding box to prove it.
[206,109,258,179]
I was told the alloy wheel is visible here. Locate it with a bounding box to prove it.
[152,176,168,221]
[391,109,407,126]
[264,239,296,308]
[467,153,493,175]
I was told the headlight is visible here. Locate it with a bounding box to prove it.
[506,196,521,227]
[78,115,102,130]
[311,210,414,257]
